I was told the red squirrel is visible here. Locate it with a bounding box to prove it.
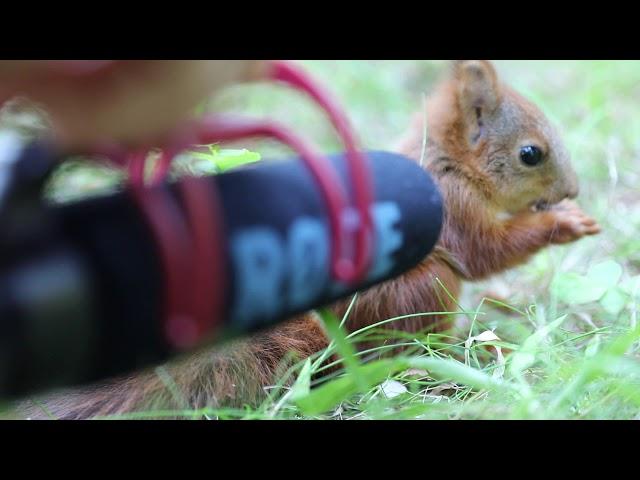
[18,60,601,419]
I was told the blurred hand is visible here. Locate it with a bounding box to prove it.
[0,60,265,151]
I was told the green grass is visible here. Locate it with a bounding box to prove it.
[5,60,640,420]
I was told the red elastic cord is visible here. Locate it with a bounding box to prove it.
[128,148,147,187]
[266,60,375,284]
[176,176,224,343]
[127,145,226,349]
[129,183,199,348]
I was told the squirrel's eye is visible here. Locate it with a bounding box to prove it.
[520,145,543,166]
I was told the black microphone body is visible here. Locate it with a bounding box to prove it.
[0,148,443,399]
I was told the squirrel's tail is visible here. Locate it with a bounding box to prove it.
[15,315,329,420]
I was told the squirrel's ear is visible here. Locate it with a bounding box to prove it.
[452,60,501,143]
[453,60,500,110]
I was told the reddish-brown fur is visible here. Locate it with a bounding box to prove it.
[18,61,600,419]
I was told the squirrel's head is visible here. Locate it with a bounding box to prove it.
[426,60,579,215]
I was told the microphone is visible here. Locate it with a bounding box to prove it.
[0,146,443,398]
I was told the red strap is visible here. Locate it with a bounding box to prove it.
[266,60,374,283]
[129,183,199,348]
[127,146,225,349]
[178,176,224,342]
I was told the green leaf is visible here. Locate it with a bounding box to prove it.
[295,356,503,416]
[210,149,261,172]
[587,260,623,289]
[316,308,369,392]
[551,261,623,306]
[295,359,396,416]
[188,148,262,174]
[509,315,567,376]
[551,273,608,305]
[289,358,312,402]
[599,287,629,316]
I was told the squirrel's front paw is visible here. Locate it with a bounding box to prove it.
[549,200,601,244]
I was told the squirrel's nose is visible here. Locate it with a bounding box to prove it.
[560,166,579,200]
[565,183,579,200]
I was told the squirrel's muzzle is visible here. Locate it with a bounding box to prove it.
[562,170,579,200]
[550,157,579,203]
